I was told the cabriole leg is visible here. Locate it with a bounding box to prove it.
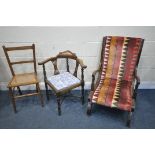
[87,101,93,115]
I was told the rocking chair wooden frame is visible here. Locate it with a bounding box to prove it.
[87,36,144,127]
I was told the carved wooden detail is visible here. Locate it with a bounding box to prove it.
[66,58,70,72]
[73,61,79,77]
[52,59,60,75]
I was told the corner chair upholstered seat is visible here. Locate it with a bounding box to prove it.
[87,36,144,127]
[47,72,81,93]
[38,50,87,115]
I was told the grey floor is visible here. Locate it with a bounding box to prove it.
[0,90,155,129]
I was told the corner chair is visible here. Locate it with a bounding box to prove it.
[38,50,87,115]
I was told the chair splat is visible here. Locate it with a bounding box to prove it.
[52,59,60,75]
[66,58,70,72]
[73,61,79,77]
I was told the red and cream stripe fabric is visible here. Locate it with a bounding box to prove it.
[91,36,143,111]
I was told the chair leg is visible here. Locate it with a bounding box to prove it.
[133,81,140,100]
[56,96,61,116]
[17,86,22,95]
[133,92,138,100]
[81,85,85,105]
[45,82,49,101]
[9,87,17,113]
[36,83,44,107]
[87,101,93,115]
[126,111,133,128]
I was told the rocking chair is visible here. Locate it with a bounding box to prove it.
[87,36,144,127]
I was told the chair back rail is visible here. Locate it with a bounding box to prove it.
[44,51,81,76]
[38,50,87,82]
[4,46,33,51]
[2,44,37,76]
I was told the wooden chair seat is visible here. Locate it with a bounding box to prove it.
[8,72,38,87]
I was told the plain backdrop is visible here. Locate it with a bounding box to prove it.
[0,26,155,90]
[0,0,155,155]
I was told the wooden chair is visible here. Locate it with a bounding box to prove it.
[38,50,87,115]
[3,44,44,113]
[87,36,144,127]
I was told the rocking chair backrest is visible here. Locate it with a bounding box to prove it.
[100,36,144,82]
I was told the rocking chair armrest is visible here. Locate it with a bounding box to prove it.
[92,69,100,78]
[38,57,56,65]
[134,69,140,84]
[77,58,87,69]
[133,70,141,99]
[135,74,140,84]
[91,69,100,91]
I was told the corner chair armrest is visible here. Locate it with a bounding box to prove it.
[76,58,87,89]
[38,57,56,65]
[91,69,100,91]
[77,58,87,69]
[38,57,55,82]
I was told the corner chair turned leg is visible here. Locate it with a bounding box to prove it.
[56,96,61,116]
[9,87,17,113]
[81,67,85,105]
[81,84,85,105]
[45,82,49,101]
[87,100,93,115]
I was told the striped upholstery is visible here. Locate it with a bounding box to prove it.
[91,36,143,111]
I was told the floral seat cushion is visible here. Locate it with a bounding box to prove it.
[91,36,143,111]
[47,72,81,91]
